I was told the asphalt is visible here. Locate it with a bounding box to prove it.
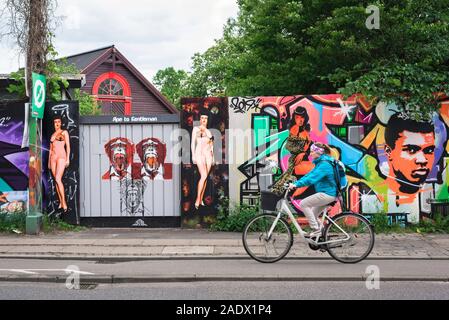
[0,229,448,283]
[0,259,449,284]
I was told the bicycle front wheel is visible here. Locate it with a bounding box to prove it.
[242,213,293,263]
[324,212,375,264]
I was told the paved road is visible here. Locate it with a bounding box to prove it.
[1,281,449,300]
[0,258,448,281]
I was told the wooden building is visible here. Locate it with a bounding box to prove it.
[65,45,178,115]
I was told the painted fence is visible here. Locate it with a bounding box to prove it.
[79,115,181,228]
[0,101,28,214]
[0,101,80,222]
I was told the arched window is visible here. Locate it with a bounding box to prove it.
[92,72,132,115]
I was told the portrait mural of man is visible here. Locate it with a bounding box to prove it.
[384,113,436,197]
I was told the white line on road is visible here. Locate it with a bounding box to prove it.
[0,269,95,275]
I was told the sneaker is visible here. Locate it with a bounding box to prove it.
[305,228,323,238]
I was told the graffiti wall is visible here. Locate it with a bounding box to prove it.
[43,101,80,225]
[0,101,29,213]
[181,98,229,228]
[229,95,449,224]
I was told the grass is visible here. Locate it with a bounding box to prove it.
[0,212,86,235]
[209,196,259,232]
[0,212,26,233]
[210,199,449,235]
[369,212,449,234]
[41,214,86,234]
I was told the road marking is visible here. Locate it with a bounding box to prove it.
[0,269,94,275]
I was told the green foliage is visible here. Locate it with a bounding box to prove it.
[210,192,259,232]
[0,212,85,234]
[411,214,449,234]
[76,89,101,116]
[153,67,189,109]
[368,212,449,234]
[45,44,79,101]
[369,212,403,234]
[6,70,27,97]
[0,213,26,233]
[155,0,449,121]
[6,43,80,102]
[41,215,86,233]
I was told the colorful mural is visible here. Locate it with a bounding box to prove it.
[0,101,29,212]
[43,102,80,225]
[229,95,449,224]
[181,98,229,228]
[102,137,173,216]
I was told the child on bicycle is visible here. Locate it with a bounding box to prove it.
[289,142,338,238]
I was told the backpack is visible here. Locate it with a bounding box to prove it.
[324,159,348,194]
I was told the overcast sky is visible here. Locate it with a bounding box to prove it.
[0,0,238,79]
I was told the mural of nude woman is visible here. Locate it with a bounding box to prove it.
[191,109,215,210]
[48,116,71,213]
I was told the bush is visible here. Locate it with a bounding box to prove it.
[411,214,449,234]
[210,196,259,232]
[0,213,85,234]
[369,212,403,234]
[42,215,86,233]
[76,89,101,116]
[0,213,26,233]
[368,212,449,234]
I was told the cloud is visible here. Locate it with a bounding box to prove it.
[0,0,238,79]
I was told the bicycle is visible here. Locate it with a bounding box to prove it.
[242,186,375,264]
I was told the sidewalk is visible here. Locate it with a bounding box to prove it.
[0,229,449,260]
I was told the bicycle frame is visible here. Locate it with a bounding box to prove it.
[267,189,351,246]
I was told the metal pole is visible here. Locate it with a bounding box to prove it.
[26,104,43,235]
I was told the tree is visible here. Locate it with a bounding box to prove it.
[153,67,189,109]
[1,0,59,92]
[178,0,449,120]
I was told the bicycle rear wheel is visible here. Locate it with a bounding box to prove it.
[242,213,293,263]
[324,212,375,264]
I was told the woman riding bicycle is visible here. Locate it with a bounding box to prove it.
[289,142,338,238]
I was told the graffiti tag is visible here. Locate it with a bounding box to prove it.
[230,97,261,114]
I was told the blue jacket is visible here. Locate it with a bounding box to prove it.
[294,154,338,197]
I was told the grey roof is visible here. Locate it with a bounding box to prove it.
[64,45,113,72]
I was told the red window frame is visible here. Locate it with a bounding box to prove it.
[92,72,132,115]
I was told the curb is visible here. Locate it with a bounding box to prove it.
[0,275,448,284]
[1,255,449,261]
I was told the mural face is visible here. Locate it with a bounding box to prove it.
[227,95,449,224]
[384,114,436,194]
[102,137,173,216]
[181,97,229,228]
[103,138,134,180]
[0,102,29,212]
[136,138,170,181]
[43,102,80,224]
